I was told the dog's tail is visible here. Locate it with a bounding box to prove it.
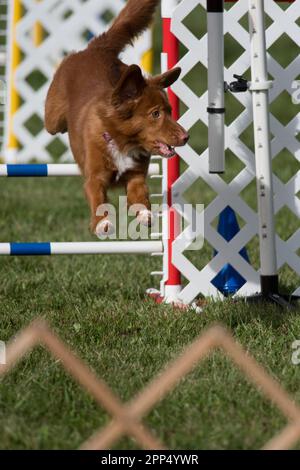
[90,0,159,55]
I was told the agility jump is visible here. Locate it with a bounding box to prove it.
[0,0,299,308]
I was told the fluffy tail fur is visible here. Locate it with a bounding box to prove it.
[90,0,159,55]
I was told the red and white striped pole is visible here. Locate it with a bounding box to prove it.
[162,0,182,303]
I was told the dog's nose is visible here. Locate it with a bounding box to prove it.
[181,132,190,145]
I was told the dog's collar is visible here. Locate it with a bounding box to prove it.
[103,132,113,144]
[103,132,119,154]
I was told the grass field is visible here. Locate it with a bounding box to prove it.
[0,2,300,450]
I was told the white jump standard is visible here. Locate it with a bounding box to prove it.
[205,0,300,308]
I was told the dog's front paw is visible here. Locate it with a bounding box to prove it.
[95,219,115,238]
[137,209,153,227]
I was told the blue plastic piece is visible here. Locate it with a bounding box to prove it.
[212,206,249,296]
[7,164,48,177]
[86,31,94,41]
[10,243,51,256]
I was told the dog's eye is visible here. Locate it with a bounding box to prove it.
[152,110,160,119]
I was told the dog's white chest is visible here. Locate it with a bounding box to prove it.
[108,143,137,181]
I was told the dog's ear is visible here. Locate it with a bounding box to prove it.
[152,67,181,89]
[112,65,146,105]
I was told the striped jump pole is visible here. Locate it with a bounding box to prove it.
[0,162,162,256]
[0,241,163,256]
[0,163,161,177]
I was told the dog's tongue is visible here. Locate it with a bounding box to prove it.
[156,142,176,158]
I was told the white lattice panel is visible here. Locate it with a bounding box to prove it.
[10,0,152,163]
[169,0,300,302]
[0,0,9,152]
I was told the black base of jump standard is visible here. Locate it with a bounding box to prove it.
[242,275,300,310]
[245,293,300,310]
[207,0,224,13]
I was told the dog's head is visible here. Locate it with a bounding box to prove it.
[109,64,189,158]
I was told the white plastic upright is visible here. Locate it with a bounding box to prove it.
[162,0,179,18]
[207,0,225,174]
[248,0,278,287]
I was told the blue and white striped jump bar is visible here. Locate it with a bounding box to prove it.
[0,163,162,255]
[0,241,163,256]
[0,163,160,177]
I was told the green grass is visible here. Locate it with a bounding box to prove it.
[0,177,299,450]
[0,2,299,451]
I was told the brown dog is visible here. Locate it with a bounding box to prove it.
[45,0,189,237]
